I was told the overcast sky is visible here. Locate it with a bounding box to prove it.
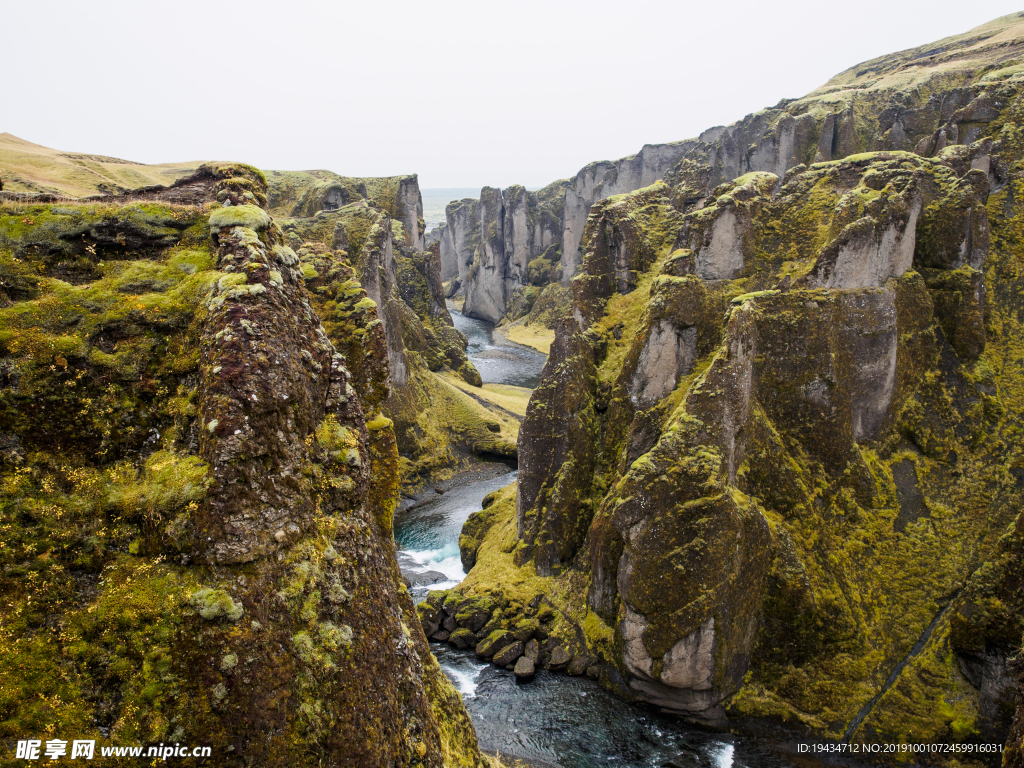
[5,1,1022,189]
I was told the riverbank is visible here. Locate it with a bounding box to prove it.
[393,311,807,768]
[496,323,556,355]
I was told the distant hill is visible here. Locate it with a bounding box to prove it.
[0,133,207,197]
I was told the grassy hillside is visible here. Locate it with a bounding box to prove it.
[0,133,206,197]
[814,11,1024,94]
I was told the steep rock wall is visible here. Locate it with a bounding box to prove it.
[561,141,697,280]
[455,181,566,323]
[0,167,484,765]
[450,114,1024,755]
[441,13,1024,332]
[267,170,425,253]
[274,193,520,490]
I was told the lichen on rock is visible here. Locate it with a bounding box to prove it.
[455,50,1024,756]
[0,169,485,766]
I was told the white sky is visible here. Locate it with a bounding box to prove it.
[4,1,1022,189]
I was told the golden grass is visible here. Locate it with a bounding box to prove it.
[440,372,532,418]
[433,372,523,443]
[498,323,555,355]
[0,133,208,197]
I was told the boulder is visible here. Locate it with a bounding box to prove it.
[476,630,514,658]
[512,618,539,642]
[525,639,540,662]
[567,654,598,676]
[514,656,536,679]
[492,641,524,667]
[416,602,441,637]
[454,596,493,632]
[431,630,450,642]
[449,628,477,649]
[405,569,449,589]
[548,645,572,670]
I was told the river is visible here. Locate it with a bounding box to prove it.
[393,309,800,768]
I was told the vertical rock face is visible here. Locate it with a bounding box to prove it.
[444,197,482,289]
[473,120,1024,745]
[455,180,566,323]
[396,174,426,252]
[515,318,599,576]
[503,185,533,284]
[440,14,1024,333]
[431,223,456,279]
[561,141,698,280]
[462,187,505,323]
[0,166,484,766]
[360,213,410,388]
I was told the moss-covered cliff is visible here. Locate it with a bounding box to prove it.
[444,23,1024,764]
[0,165,485,766]
[272,182,519,494]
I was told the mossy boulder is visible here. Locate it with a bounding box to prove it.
[492,641,524,667]
[476,630,515,658]
[208,203,271,234]
[514,656,536,679]
[449,628,477,649]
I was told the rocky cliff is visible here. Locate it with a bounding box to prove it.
[442,181,567,324]
[0,166,485,765]
[272,177,520,493]
[440,12,1024,333]
[440,13,1024,760]
[268,169,425,252]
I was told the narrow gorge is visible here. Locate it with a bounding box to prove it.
[1,10,1024,768]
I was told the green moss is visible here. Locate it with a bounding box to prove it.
[366,415,393,431]
[189,588,244,621]
[208,204,271,234]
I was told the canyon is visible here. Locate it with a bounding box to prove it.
[1,11,1024,768]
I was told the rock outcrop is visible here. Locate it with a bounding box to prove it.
[444,181,566,324]
[0,166,484,765]
[273,177,522,491]
[451,14,1024,758]
[267,169,425,252]
[437,12,1024,331]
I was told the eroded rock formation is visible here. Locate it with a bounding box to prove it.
[444,182,566,324]
[0,166,484,766]
[447,13,1024,758]
[440,12,1024,333]
[271,173,520,490]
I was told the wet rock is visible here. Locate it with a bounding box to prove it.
[404,569,449,589]
[493,641,525,667]
[443,615,456,633]
[449,628,477,649]
[525,638,540,662]
[548,645,572,670]
[416,603,441,637]
[567,654,598,676]
[431,630,450,642]
[514,657,536,679]
[476,630,514,658]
